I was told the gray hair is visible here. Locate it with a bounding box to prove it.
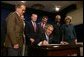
[45,24,54,30]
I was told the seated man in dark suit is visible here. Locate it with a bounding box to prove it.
[38,24,54,46]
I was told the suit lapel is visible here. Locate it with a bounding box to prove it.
[36,23,38,32]
[30,21,35,32]
[30,21,38,32]
[14,12,24,30]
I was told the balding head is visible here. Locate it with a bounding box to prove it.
[55,15,61,22]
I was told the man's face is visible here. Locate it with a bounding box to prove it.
[42,18,48,23]
[18,5,26,16]
[31,14,38,22]
[55,15,61,22]
[46,27,53,36]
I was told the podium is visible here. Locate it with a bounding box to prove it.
[30,44,83,56]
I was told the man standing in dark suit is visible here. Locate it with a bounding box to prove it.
[38,16,48,34]
[25,13,40,46]
[52,15,62,44]
[4,3,26,56]
[25,13,40,55]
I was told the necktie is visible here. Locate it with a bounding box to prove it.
[45,34,49,43]
[41,23,45,30]
[43,24,45,29]
[33,22,36,32]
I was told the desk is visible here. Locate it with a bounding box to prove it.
[30,44,83,56]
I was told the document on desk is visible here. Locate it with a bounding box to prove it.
[53,46,59,48]
[48,44,69,48]
[49,44,61,46]
[47,44,61,48]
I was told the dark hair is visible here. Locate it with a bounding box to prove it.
[42,16,48,19]
[15,3,26,8]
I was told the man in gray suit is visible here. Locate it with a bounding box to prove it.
[4,3,26,56]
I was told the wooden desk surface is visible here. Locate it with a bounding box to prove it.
[30,44,83,56]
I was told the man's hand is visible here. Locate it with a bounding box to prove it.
[74,39,77,44]
[30,38,35,43]
[42,40,49,45]
[38,41,42,46]
[60,41,69,45]
[38,40,49,46]
[14,44,19,49]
